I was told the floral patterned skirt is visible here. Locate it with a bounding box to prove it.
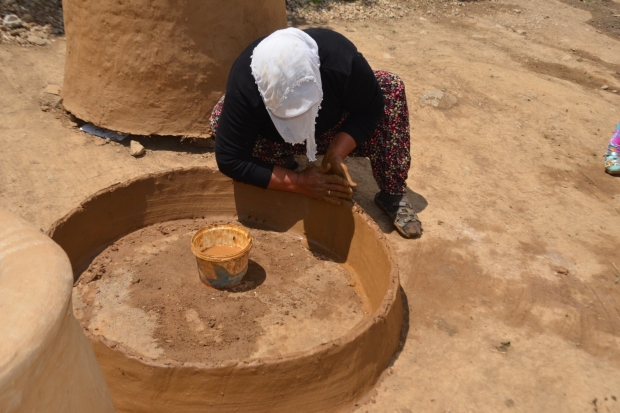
[210,70,411,195]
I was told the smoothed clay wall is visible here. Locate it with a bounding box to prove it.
[48,167,403,413]
[62,0,286,137]
[0,209,114,413]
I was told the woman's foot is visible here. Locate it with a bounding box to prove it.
[605,146,620,176]
[374,192,423,239]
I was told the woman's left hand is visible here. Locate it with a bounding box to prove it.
[321,132,358,188]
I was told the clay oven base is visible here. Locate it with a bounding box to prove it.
[48,168,403,413]
[0,209,115,413]
[61,0,286,137]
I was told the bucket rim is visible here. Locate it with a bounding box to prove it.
[190,223,253,261]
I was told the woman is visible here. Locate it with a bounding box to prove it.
[211,27,422,239]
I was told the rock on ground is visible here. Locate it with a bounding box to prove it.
[129,140,145,157]
[420,90,458,109]
[3,14,21,29]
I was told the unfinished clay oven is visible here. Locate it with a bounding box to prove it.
[0,209,114,413]
[61,0,286,137]
[48,167,403,413]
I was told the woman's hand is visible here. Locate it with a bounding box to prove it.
[321,132,358,188]
[297,163,353,205]
[267,130,359,205]
[267,164,352,205]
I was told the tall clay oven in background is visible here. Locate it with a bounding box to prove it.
[61,0,287,137]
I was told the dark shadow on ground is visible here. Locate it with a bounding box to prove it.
[115,134,215,156]
[388,286,410,367]
[66,111,216,155]
[227,260,266,293]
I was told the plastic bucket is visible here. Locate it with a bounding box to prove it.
[190,224,253,289]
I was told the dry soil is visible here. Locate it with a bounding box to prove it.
[2,0,620,412]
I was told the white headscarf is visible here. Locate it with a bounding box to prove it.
[250,28,323,161]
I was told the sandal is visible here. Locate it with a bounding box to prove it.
[605,146,620,176]
[374,193,423,239]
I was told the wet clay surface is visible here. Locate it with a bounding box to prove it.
[203,245,243,256]
[72,218,365,362]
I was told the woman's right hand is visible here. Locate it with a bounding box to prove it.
[297,163,353,205]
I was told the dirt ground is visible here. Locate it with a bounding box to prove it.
[1,0,620,412]
[73,218,365,362]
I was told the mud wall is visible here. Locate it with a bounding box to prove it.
[62,0,286,137]
[48,167,403,413]
[0,209,115,413]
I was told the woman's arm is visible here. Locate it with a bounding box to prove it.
[319,52,384,187]
[321,131,358,188]
[268,163,353,205]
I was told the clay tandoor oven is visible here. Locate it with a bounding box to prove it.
[48,167,403,413]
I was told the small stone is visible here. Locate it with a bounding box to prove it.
[27,35,49,46]
[30,26,48,34]
[516,30,527,35]
[421,90,458,109]
[129,140,145,157]
[40,93,62,108]
[601,85,609,90]
[554,265,569,275]
[21,14,34,23]
[3,14,22,30]
[94,139,106,147]
[44,84,61,95]
[513,9,521,13]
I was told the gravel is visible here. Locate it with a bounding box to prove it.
[2,0,470,46]
[1,0,63,45]
[287,0,411,24]
[1,0,63,31]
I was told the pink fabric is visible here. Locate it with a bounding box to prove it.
[611,122,620,148]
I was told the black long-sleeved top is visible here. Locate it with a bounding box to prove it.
[215,28,384,188]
